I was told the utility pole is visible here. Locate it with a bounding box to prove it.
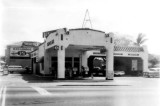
[82,9,93,29]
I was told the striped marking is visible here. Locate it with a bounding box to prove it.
[31,86,52,96]
[0,86,7,106]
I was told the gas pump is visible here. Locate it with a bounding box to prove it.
[73,67,78,75]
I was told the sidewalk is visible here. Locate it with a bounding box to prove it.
[28,74,133,87]
[2,74,145,87]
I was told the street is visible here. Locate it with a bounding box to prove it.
[1,74,160,106]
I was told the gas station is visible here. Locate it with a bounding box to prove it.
[31,28,114,80]
[31,28,148,80]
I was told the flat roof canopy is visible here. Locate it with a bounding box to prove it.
[44,28,113,50]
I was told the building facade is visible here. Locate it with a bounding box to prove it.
[83,46,148,76]
[5,41,40,68]
[31,28,114,79]
[31,28,148,80]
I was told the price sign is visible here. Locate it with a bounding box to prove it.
[17,51,27,56]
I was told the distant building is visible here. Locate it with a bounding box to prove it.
[5,41,40,68]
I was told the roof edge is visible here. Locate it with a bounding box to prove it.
[69,28,105,33]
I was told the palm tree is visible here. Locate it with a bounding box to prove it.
[135,33,147,46]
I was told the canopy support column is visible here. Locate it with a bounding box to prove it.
[57,46,65,79]
[105,46,114,80]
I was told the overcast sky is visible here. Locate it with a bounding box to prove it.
[0,0,160,56]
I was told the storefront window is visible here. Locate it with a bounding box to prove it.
[65,57,72,68]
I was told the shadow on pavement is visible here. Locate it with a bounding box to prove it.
[21,74,54,83]
[20,73,113,83]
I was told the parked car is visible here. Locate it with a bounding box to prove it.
[8,65,26,74]
[0,61,5,71]
[24,66,32,74]
[144,68,160,78]
[114,71,125,76]
[93,67,105,76]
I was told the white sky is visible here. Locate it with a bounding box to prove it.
[0,0,160,56]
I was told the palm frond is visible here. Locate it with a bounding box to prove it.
[136,33,147,46]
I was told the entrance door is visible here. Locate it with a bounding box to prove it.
[51,57,57,78]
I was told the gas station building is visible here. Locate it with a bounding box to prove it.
[31,28,148,80]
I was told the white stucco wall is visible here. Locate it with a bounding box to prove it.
[69,30,108,46]
[44,49,57,74]
[44,28,112,50]
[38,43,45,74]
[38,43,45,58]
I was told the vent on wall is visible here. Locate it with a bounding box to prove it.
[114,46,144,52]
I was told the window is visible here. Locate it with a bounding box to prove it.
[61,34,63,40]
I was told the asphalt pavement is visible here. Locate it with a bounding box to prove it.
[1,74,160,106]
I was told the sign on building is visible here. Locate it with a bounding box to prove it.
[10,47,33,57]
[22,42,40,47]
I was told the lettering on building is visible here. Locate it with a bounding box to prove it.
[47,39,54,46]
[114,53,123,55]
[13,47,32,51]
[93,52,101,54]
[22,42,39,47]
[128,54,139,56]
